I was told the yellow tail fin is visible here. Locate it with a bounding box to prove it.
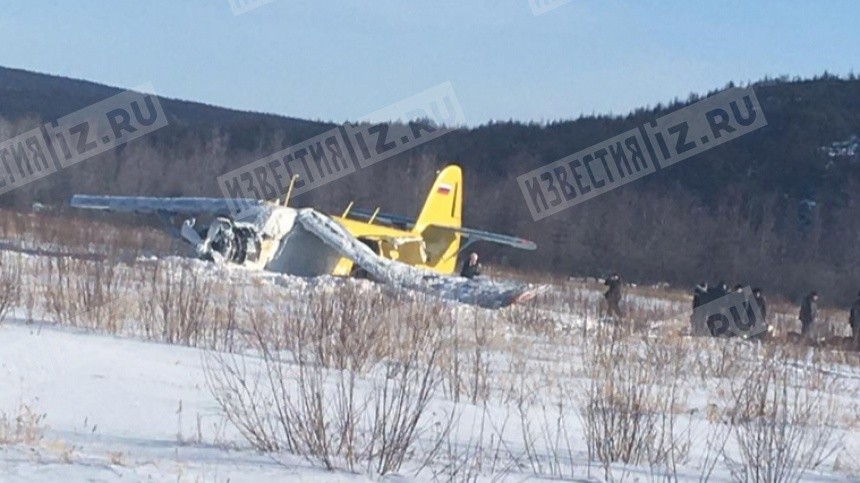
[415,165,462,273]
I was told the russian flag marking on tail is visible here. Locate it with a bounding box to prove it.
[437,183,452,195]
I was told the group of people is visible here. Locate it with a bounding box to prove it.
[799,290,860,350]
[601,273,860,350]
[693,283,860,349]
[691,282,767,338]
[464,258,860,351]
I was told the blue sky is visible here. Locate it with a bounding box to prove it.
[1,0,857,126]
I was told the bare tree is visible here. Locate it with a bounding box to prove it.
[723,347,845,483]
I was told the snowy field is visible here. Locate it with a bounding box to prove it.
[0,242,859,482]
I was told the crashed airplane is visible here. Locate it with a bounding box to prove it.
[70,165,540,308]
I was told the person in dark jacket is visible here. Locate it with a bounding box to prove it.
[748,287,768,338]
[460,252,482,279]
[704,281,729,336]
[691,282,708,334]
[604,273,623,319]
[799,291,819,338]
[693,282,708,309]
[709,281,728,300]
[727,285,749,336]
[849,291,860,351]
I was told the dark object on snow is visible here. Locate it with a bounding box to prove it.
[702,281,731,336]
[799,291,819,337]
[752,288,768,324]
[604,273,623,319]
[711,281,728,298]
[693,282,708,309]
[849,293,860,351]
[691,282,709,334]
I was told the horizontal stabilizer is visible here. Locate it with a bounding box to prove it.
[347,209,536,251]
[431,225,537,251]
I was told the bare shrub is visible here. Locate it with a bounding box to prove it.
[696,420,731,483]
[501,302,559,338]
[209,282,243,352]
[42,257,84,326]
[204,351,282,452]
[516,388,579,479]
[440,308,493,405]
[365,348,447,475]
[723,348,845,483]
[76,260,127,332]
[303,284,392,372]
[41,257,127,330]
[139,262,214,345]
[0,251,22,324]
[205,288,453,475]
[689,337,748,381]
[0,403,46,445]
[641,336,693,476]
[577,323,691,479]
[431,403,516,482]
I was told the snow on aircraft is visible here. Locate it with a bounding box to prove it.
[70,165,539,308]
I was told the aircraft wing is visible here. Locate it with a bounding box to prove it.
[348,209,537,251]
[296,209,541,309]
[71,195,264,217]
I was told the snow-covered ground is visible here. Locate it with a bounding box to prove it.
[1,247,859,482]
[0,321,327,482]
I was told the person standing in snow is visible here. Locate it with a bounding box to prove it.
[604,273,623,320]
[724,284,750,336]
[690,282,709,334]
[703,281,729,336]
[693,282,708,310]
[749,287,768,337]
[691,282,709,334]
[708,281,728,301]
[849,291,860,351]
[799,291,819,339]
[460,252,482,279]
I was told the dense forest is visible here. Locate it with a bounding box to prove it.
[1,66,859,305]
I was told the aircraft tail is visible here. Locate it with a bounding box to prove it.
[415,165,463,273]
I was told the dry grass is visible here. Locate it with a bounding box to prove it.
[0,212,857,481]
[0,209,176,258]
[721,346,846,483]
[0,403,46,445]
